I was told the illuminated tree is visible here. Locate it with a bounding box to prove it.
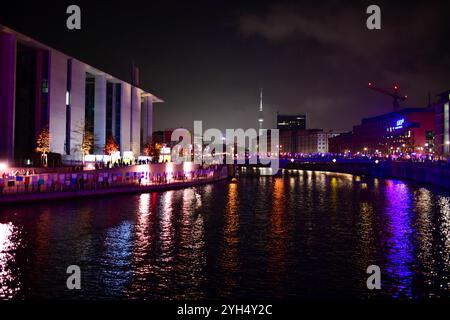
[152,143,163,161]
[104,135,120,156]
[143,141,153,157]
[36,126,50,166]
[143,141,162,162]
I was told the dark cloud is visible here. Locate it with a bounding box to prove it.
[237,2,450,130]
[1,1,449,132]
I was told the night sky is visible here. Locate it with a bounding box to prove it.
[1,0,449,132]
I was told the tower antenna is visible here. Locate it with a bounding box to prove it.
[258,88,264,131]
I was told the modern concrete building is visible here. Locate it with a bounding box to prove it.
[0,25,163,165]
[277,113,307,154]
[279,129,340,154]
[434,90,450,157]
[295,129,339,154]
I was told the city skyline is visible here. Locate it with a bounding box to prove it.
[2,1,450,307]
[1,1,449,132]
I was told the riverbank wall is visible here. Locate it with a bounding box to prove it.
[0,163,230,205]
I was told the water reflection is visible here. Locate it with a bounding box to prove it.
[358,202,375,261]
[0,223,20,299]
[383,181,414,298]
[101,220,133,297]
[268,178,286,298]
[126,193,154,296]
[160,191,175,264]
[179,188,207,298]
[218,183,239,297]
[413,188,436,295]
[437,196,450,292]
[0,173,450,300]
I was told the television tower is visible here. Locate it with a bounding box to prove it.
[258,88,264,131]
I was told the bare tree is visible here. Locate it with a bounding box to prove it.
[72,121,98,164]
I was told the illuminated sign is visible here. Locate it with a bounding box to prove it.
[395,118,405,129]
[386,118,406,132]
[395,118,405,128]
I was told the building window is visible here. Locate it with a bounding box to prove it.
[65,59,72,155]
[42,79,49,93]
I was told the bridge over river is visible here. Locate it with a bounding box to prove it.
[238,158,450,190]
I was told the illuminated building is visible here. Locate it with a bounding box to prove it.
[277,113,307,130]
[352,108,434,155]
[280,129,340,154]
[434,90,450,157]
[277,114,310,154]
[0,25,163,164]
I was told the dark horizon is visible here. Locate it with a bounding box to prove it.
[1,0,449,132]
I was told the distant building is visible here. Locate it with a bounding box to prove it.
[277,114,307,130]
[329,132,353,154]
[296,129,323,154]
[280,129,340,154]
[352,108,434,155]
[153,128,193,147]
[295,129,340,154]
[152,130,174,145]
[279,130,295,154]
[277,113,307,154]
[434,90,450,157]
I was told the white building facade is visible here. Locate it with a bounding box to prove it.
[0,25,162,164]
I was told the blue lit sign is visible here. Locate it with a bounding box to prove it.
[394,118,405,130]
[386,118,406,132]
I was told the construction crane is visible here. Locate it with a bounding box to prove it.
[368,82,408,111]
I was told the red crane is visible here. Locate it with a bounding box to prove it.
[368,82,408,111]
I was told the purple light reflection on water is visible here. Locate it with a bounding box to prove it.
[1,173,450,300]
[383,180,414,299]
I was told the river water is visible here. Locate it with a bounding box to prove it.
[0,171,449,300]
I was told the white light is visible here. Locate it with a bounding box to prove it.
[290,158,294,163]
[332,158,337,163]
[66,91,70,106]
[0,162,7,171]
[446,141,450,145]
[375,160,379,164]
